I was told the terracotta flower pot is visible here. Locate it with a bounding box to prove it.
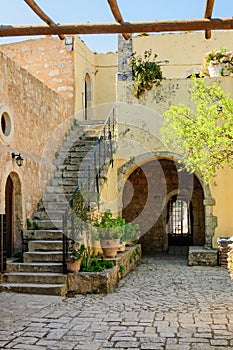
[66,259,82,272]
[100,239,120,258]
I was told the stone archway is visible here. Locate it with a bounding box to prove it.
[121,157,214,256]
[4,172,23,257]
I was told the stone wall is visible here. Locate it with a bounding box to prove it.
[67,245,141,294]
[0,37,75,117]
[188,246,218,266]
[0,52,73,219]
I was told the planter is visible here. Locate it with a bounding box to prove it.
[208,64,223,77]
[89,239,103,256]
[66,259,82,273]
[118,241,126,252]
[100,239,120,258]
[208,63,230,77]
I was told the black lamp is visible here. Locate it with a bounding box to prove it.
[12,152,24,167]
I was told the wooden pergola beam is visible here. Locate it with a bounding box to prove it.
[24,0,65,40]
[107,0,130,40]
[204,0,215,39]
[0,18,233,37]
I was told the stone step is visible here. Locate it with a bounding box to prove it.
[28,240,63,252]
[24,251,63,263]
[43,201,68,211]
[58,151,96,162]
[46,185,76,194]
[60,142,96,154]
[7,261,63,273]
[4,272,67,284]
[54,170,80,179]
[22,229,63,241]
[42,193,71,203]
[33,210,64,221]
[33,219,62,230]
[50,177,79,187]
[62,137,97,146]
[0,283,67,296]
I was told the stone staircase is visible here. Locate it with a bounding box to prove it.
[0,120,104,295]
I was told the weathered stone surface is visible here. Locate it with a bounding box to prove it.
[188,246,218,266]
[1,256,233,349]
[67,245,141,294]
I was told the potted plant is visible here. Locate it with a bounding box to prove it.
[203,48,233,77]
[93,209,124,258]
[123,222,141,247]
[66,243,85,272]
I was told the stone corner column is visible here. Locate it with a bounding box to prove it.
[203,198,217,248]
[117,34,133,82]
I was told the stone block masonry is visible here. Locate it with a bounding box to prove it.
[188,246,218,266]
[67,244,141,294]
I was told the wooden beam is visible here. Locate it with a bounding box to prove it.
[107,0,130,40]
[0,18,233,37]
[204,0,215,39]
[24,0,65,40]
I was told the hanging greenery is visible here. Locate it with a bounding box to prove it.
[128,49,163,98]
[161,76,233,183]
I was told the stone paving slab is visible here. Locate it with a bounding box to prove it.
[0,256,233,349]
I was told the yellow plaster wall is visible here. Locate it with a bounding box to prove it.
[133,30,233,79]
[210,166,233,246]
[74,37,117,120]
[116,75,233,245]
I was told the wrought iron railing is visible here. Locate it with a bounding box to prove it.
[62,105,116,273]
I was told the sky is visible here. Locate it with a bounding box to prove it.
[0,0,233,52]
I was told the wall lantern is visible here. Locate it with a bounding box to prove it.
[65,36,74,52]
[12,152,24,167]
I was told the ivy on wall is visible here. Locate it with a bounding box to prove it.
[128,49,163,98]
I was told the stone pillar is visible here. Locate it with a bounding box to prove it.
[203,198,217,248]
[117,34,133,82]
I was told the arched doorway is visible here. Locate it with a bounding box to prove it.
[167,195,193,247]
[4,173,23,258]
[122,158,205,256]
[5,176,14,257]
[84,73,92,120]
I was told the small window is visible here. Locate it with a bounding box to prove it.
[1,112,11,136]
[0,107,14,144]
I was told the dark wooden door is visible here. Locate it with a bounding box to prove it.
[5,176,14,258]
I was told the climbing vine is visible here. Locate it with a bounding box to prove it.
[128,49,163,98]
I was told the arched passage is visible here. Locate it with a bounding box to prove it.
[4,172,23,258]
[122,158,205,256]
[84,73,92,120]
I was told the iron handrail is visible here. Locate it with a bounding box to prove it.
[62,105,116,273]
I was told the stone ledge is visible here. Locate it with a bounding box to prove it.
[67,244,141,294]
[188,246,218,266]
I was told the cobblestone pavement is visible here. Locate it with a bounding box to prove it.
[0,256,233,349]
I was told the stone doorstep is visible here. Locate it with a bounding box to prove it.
[0,282,67,296]
[188,246,218,266]
[67,244,142,294]
[3,271,67,284]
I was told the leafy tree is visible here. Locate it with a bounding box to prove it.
[161,76,233,183]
